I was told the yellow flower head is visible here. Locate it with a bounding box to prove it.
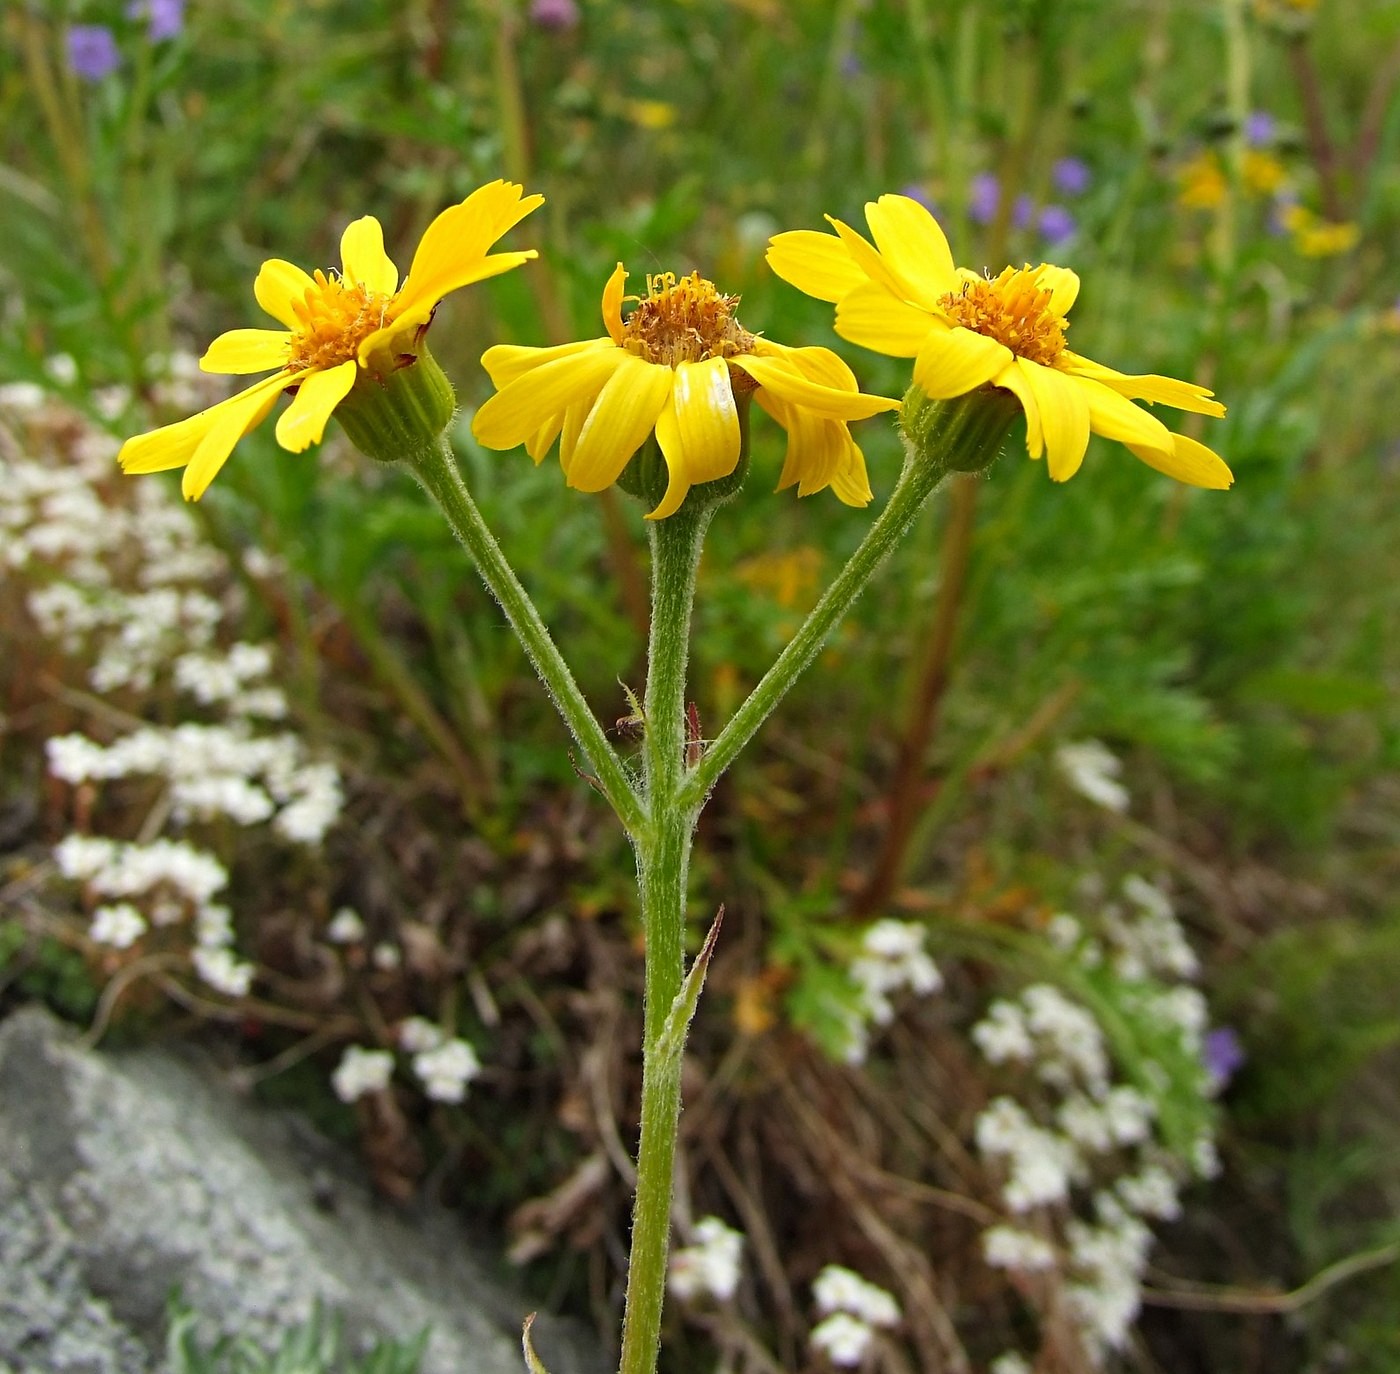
[766,194,1232,488]
[471,264,898,519]
[1176,152,1229,211]
[119,180,544,500]
[1284,205,1360,258]
[1242,149,1288,197]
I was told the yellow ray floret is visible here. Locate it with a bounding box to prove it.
[471,264,898,519]
[119,180,544,500]
[766,194,1233,489]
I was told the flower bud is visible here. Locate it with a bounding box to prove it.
[334,344,457,465]
[898,384,1021,478]
[616,392,753,518]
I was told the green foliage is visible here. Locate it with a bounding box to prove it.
[0,918,99,1021]
[165,1299,427,1374]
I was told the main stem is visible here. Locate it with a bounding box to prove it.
[406,440,648,839]
[617,504,710,1374]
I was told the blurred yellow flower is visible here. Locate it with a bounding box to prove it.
[472,265,897,519]
[1177,153,1228,210]
[119,181,543,499]
[623,98,678,130]
[1242,150,1288,196]
[767,194,1232,487]
[1282,204,1360,257]
[735,546,823,609]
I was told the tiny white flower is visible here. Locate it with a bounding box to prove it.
[191,945,254,998]
[811,1313,875,1367]
[53,833,118,880]
[331,1046,395,1103]
[1055,739,1130,813]
[812,1266,899,1327]
[412,1037,482,1103]
[668,1216,745,1303]
[89,903,147,949]
[372,942,402,971]
[990,1354,1032,1374]
[398,1016,444,1053]
[982,1225,1057,1273]
[327,908,367,944]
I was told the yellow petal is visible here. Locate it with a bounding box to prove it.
[119,372,290,476]
[833,281,932,358]
[339,216,399,296]
[394,180,544,321]
[993,359,1042,458]
[825,215,912,304]
[602,262,627,344]
[472,347,622,451]
[760,391,835,493]
[864,194,957,308]
[911,324,1012,399]
[274,359,358,453]
[830,438,874,507]
[755,380,873,506]
[1081,376,1173,452]
[753,339,855,390]
[200,328,291,375]
[1127,433,1234,489]
[650,356,741,519]
[480,338,611,389]
[1061,352,1226,417]
[566,355,673,492]
[254,259,315,329]
[1016,359,1091,481]
[557,399,590,479]
[526,411,564,464]
[181,373,292,500]
[765,229,865,303]
[1034,264,1080,315]
[732,353,897,420]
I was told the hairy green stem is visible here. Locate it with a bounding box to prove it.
[617,505,711,1374]
[405,439,648,839]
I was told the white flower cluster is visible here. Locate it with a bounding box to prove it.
[47,723,341,843]
[668,1216,745,1303]
[4,384,343,999]
[55,834,253,995]
[838,919,943,1065]
[969,876,1220,1363]
[1055,739,1130,813]
[396,1018,482,1103]
[330,1023,488,1109]
[810,1265,901,1367]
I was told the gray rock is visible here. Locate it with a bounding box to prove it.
[0,1008,607,1374]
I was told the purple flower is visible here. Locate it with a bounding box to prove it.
[969,172,1000,225]
[1244,111,1275,147]
[1052,156,1092,197]
[1037,204,1077,245]
[1203,1027,1246,1089]
[126,0,185,41]
[529,0,580,30]
[67,24,121,81]
[1012,193,1034,230]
